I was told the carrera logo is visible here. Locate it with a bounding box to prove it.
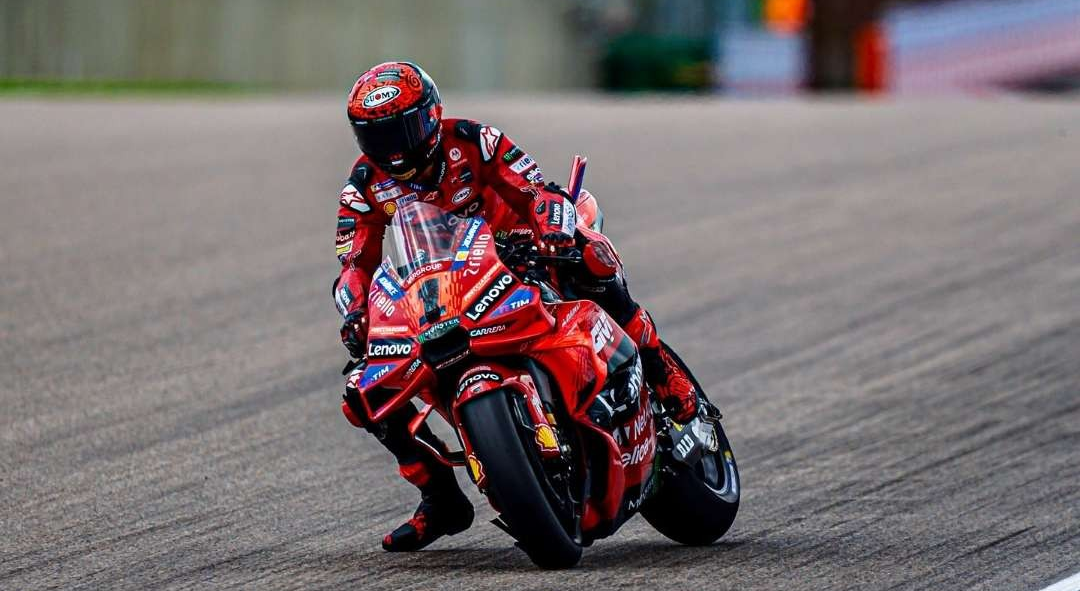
[469,324,507,337]
[363,86,400,109]
[465,272,514,321]
[367,338,413,358]
[402,357,422,379]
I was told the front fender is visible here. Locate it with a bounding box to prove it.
[452,362,562,487]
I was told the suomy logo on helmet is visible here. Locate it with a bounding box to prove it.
[363,86,401,109]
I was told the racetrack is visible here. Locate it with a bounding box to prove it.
[2,94,1079,590]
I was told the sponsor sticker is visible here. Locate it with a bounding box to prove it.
[502,145,522,163]
[374,186,403,202]
[335,284,354,315]
[457,371,501,395]
[340,184,371,213]
[336,229,355,245]
[363,86,400,109]
[359,361,398,388]
[372,179,396,191]
[450,218,485,270]
[509,154,535,174]
[449,147,462,161]
[404,261,447,285]
[479,126,502,162]
[373,264,404,300]
[488,286,534,319]
[336,241,353,261]
[451,187,472,204]
[467,454,485,483]
[370,291,395,317]
[419,317,460,343]
[469,324,508,338]
[525,168,544,184]
[337,216,356,230]
[464,272,514,322]
[402,357,423,380]
[367,338,414,358]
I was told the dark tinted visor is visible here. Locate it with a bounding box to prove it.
[351,105,439,163]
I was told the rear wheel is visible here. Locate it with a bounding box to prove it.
[459,389,583,569]
[641,343,740,545]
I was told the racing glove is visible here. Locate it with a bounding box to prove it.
[340,309,368,359]
[531,190,577,248]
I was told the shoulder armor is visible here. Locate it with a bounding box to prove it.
[454,120,482,142]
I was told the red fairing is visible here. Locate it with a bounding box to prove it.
[528,301,655,528]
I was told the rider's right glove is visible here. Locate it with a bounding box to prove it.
[339,309,368,359]
[531,190,577,248]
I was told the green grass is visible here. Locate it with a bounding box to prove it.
[0,78,261,97]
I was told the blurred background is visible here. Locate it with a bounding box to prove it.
[4,2,1080,590]
[2,0,1079,95]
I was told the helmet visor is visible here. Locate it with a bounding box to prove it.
[351,105,439,165]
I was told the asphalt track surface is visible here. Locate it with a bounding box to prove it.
[2,95,1079,591]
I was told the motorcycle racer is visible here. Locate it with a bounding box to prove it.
[332,62,699,552]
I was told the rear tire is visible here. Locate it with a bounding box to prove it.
[640,425,740,545]
[641,343,740,545]
[460,389,583,569]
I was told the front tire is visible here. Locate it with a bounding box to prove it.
[459,389,583,569]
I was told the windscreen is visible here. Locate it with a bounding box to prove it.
[388,201,471,277]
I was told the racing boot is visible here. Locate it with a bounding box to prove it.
[342,393,475,552]
[621,308,699,423]
[382,459,474,552]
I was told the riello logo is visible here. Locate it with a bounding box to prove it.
[363,86,401,109]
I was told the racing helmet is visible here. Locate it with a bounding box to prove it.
[346,62,443,179]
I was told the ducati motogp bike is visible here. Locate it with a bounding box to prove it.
[340,196,740,568]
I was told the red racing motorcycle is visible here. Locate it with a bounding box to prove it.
[341,196,739,568]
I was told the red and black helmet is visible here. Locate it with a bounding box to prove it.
[347,62,443,179]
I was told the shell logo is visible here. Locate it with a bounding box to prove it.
[467,454,485,483]
[535,424,559,452]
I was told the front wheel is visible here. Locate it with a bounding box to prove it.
[459,389,583,569]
